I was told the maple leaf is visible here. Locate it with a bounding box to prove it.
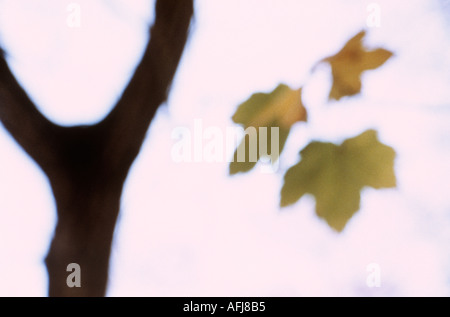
[320,30,393,100]
[280,129,396,232]
[230,84,307,175]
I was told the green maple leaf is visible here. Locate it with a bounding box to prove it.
[230,83,307,175]
[280,129,396,232]
[320,30,393,100]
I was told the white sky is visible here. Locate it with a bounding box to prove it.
[0,0,450,296]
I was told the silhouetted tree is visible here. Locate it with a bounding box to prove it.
[0,0,194,296]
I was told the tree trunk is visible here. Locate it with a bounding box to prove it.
[0,0,194,296]
[44,132,127,296]
[46,181,122,297]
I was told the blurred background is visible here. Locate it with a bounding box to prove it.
[0,0,449,296]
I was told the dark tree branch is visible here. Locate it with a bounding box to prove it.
[101,0,194,175]
[0,51,62,172]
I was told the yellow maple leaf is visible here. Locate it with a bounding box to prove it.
[321,30,393,100]
[230,84,307,174]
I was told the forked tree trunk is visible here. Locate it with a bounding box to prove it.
[0,0,194,296]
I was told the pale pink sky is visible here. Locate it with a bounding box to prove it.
[0,0,449,296]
